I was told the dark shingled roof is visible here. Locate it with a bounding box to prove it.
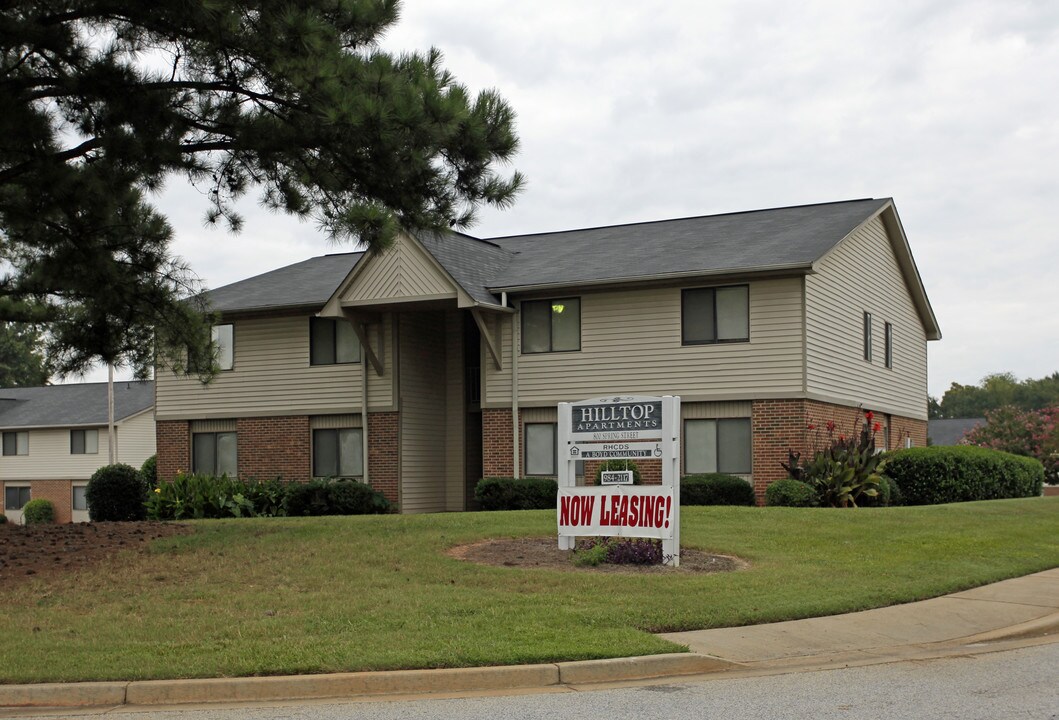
[0,381,154,429]
[206,252,362,313]
[928,418,986,446]
[416,231,515,305]
[484,198,891,290]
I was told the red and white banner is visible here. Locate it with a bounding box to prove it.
[556,486,675,539]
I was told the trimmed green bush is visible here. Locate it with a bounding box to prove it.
[765,479,818,507]
[859,476,903,507]
[0,513,7,524]
[475,477,558,510]
[594,459,642,485]
[681,474,755,506]
[284,479,391,516]
[885,446,1044,505]
[22,498,55,524]
[86,463,149,521]
[140,455,157,486]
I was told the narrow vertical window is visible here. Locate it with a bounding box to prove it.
[213,324,234,370]
[885,322,893,369]
[863,312,873,362]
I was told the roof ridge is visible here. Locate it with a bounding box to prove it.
[485,198,885,241]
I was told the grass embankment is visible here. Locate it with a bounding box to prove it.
[2,497,1057,683]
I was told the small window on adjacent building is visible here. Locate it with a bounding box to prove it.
[72,485,89,512]
[4,485,31,510]
[682,286,750,345]
[213,324,234,371]
[525,423,557,476]
[192,432,238,477]
[885,322,893,369]
[71,429,99,455]
[312,428,363,478]
[522,299,580,353]
[684,418,752,475]
[863,312,873,362]
[2,431,28,456]
[310,318,361,365]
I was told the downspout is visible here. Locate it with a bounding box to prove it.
[511,305,519,478]
[361,322,370,485]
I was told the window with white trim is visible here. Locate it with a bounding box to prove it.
[682,286,750,345]
[863,312,873,362]
[310,318,361,365]
[192,431,237,476]
[72,485,89,512]
[522,299,580,353]
[213,324,234,371]
[684,418,752,475]
[312,428,363,478]
[4,485,31,511]
[71,429,99,455]
[525,423,557,476]
[2,431,28,456]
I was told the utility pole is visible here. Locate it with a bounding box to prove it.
[108,363,115,464]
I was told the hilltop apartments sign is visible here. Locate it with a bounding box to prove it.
[557,395,681,566]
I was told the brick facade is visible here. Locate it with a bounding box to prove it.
[368,411,399,505]
[0,480,76,523]
[482,407,515,477]
[156,420,190,483]
[236,416,311,482]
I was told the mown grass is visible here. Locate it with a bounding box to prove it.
[1,497,1056,683]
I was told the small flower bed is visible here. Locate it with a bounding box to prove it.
[574,537,671,566]
[781,410,886,507]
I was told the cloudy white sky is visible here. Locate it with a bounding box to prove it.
[83,0,1058,398]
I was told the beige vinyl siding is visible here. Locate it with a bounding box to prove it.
[155,314,395,420]
[309,414,361,429]
[0,415,155,481]
[444,309,465,511]
[398,312,447,513]
[343,233,457,305]
[681,401,752,419]
[485,279,804,406]
[806,216,928,419]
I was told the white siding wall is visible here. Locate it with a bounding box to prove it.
[155,314,394,420]
[484,279,804,406]
[343,233,456,304]
[116,412,157,468]
[805,217,929,419]
[398,312,448,513]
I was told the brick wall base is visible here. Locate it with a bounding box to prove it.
[482,408,515,477]
[237,416,310,482]
[156,420,190,483]
[0,480,76,523]
[368,412,399,505]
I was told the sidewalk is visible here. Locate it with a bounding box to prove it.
[1,568,1057,713]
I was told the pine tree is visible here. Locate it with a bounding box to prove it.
[0,323,50,387]
[0,0,524,378]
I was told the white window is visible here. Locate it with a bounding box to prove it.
[213,324,234,371]
[525,423,557,476]
[2,431,28,456]
[522,299,580,353]
[70,429,99,455]
[192,431,237,476]
[682,286,750,344]
[72,485,89,511]
[4,485,31,511]
[310,318,361,365]
[312,428,363,478]
[685,418,752,475]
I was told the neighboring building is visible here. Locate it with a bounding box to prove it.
[0,382,155,523]
[928,417,986,446]
[155,198,941,509]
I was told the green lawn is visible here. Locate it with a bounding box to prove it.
[2,497,1057,683]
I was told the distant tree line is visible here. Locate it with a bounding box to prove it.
[930,372,1059,419]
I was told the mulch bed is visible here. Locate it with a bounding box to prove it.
[448,537,747,574]
[0,521,191,588]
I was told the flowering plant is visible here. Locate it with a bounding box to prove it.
[781,410,886,507]
[963,405,1059,483]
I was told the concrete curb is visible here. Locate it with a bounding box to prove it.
[959,609,1059,644]
[0,653,728,710]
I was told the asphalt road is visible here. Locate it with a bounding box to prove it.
[19,643,1059,720]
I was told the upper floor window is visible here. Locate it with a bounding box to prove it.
[213,324,234,371]
[522,298,580,353]
[682,286,749,345]
[2,431,28,456]
[863,312,873,362]
[310,318,361,365]
[885,322,893,369]
[312,428,363,478]
[684,418,752,475]
[192,431,237,477]
[71,429,99,455]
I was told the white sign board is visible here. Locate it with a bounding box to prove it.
[599,470,635,486]
[557,395,681,566]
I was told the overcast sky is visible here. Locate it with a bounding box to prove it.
[80,0,1058,398]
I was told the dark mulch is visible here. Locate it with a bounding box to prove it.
[0,521,191,588]
[447,536,747,574]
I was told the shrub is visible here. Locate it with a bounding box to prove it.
[86,463,148,521]
[681,474,755,506]
[474,477,557,510]
[140,455,157,486]
[0,513,6,524]
[765,479,818,507]
[884,446,1044,505]
[22,498,55,524]
[147,473,277,520]
[594,459,642,485]
[284,479,390,516]
[575,537,666,566]
[783,411,886,507]
[963,405,1059,483]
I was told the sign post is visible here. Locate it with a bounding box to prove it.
[557,395,681,566]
